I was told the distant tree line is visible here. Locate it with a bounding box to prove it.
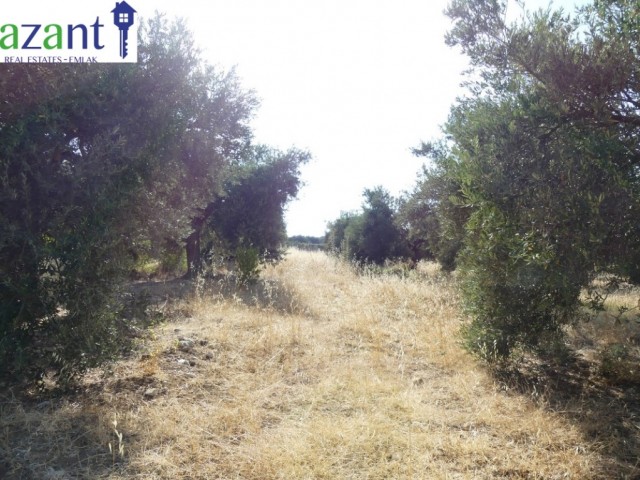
[288,235,325,251]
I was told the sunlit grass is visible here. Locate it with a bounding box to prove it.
[1,249,632,478]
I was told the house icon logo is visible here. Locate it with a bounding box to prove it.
[111,1,136,59]
[0,1,140,63]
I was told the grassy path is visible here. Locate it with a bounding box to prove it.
[0,250,624,478]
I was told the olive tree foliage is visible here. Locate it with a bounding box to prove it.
[200,145,310,268]
[359,187,408,263]
[325,211,361,258]
[0,16,257,383]
[326,187,408,264]
[180,65,257,277]
[138,18,257,276]
[397,142,469,270]
[430,0,640,360]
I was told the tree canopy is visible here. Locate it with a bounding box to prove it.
[0,16,259,382]
[204,145,311,263]
[406,0,640,359]
[326,187,407,264]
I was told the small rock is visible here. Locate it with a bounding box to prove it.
[199,339,208,346]
[178,337,195,352]
[143,388,157,399]
[204,353,214,361]
[189,360,196,367]
[177,359,190,366]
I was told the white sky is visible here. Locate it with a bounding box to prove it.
[22,0,589,236]
[146,0,586,237]
[161,0,470,236]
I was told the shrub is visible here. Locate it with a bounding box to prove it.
[325,187,408,264]
[459,205,588,361]
[235,246,262,284]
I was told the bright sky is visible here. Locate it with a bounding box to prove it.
[23,0,589,236]
[155,0,470,236]
[145,0,588,237]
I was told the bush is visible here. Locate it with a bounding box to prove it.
[461,320,511,364]
[235,246,262,284]
[325,187,408,264]
[459,205,587,360]
[1,281,132,386]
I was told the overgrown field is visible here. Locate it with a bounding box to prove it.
[1,250,638,479]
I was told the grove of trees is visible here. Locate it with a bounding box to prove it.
[4,0,640,384]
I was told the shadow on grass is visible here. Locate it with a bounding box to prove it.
[0,273,304,479]
[132,274,304,316]
[0,392,125,479]
[205,274,304,315]
[493,356,640,478]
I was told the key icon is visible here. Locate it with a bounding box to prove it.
[111,2,136,59]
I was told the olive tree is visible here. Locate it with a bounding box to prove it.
[0,16,257,383]
[428,0,640,360]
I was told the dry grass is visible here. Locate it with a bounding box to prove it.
[571,282,640,349]
[1,249,638,479]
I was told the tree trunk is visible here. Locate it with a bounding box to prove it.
[184,228,201,278]
[183,202,216,279]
